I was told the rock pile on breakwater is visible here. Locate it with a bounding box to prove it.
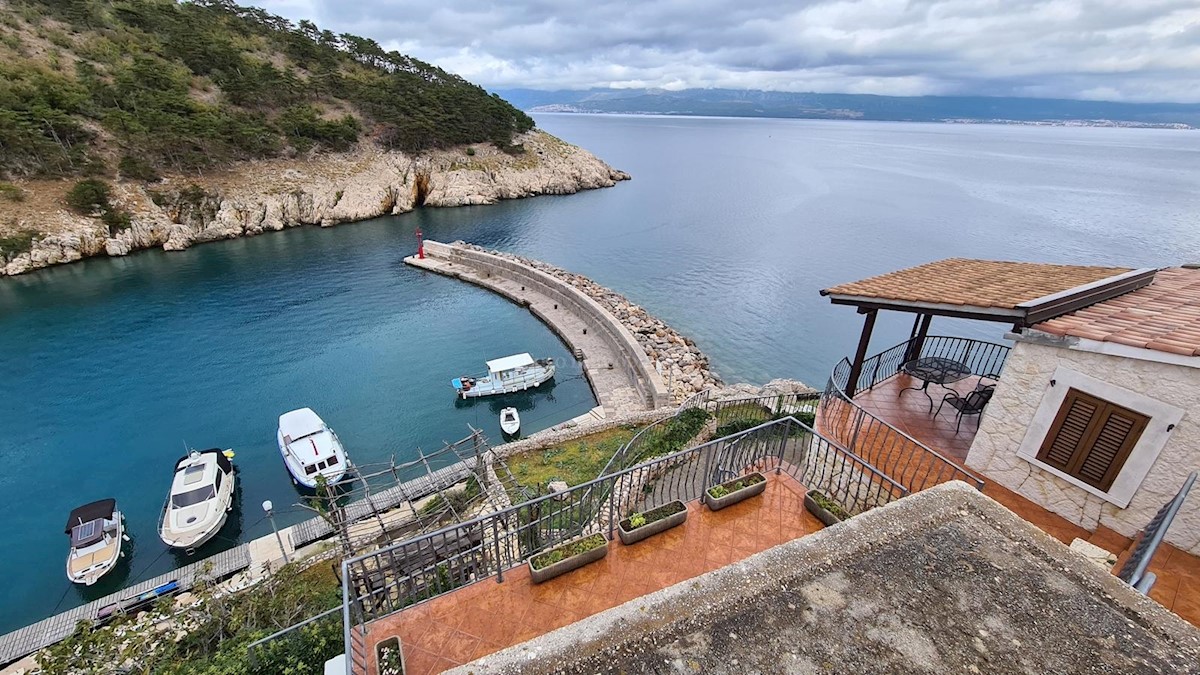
[458,243,722,400]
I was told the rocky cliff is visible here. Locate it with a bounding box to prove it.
[1,131,628,276]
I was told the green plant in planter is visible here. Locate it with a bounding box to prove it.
[708,484,729,498]
[629,512,647,528]
[531,533,607,570]
[810,491,851,520]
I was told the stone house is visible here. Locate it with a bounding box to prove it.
[966,266,1200,554]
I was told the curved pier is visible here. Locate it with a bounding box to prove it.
[406,241,671,413]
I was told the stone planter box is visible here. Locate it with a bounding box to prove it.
[703,472,767,511]
[529,534,609,584]
[804,490,848,527]
[618,500,688,545]
[375,636,406,675]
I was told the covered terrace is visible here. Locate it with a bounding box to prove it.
[816,258,1155,485]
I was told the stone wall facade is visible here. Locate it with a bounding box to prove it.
[966,340,1200,554]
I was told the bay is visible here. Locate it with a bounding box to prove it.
[1,114,1197,633]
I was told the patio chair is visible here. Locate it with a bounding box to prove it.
[935,385,995,434]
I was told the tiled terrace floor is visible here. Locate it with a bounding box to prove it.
[365,473,824,675]
[849,375,1200,628]
[851,373,987,463]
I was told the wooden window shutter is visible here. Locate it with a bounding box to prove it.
[1036,388,1149,492]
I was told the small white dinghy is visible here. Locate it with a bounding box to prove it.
[500,407,521,436]
[65,499,125,586]
[277,408,349,489]
[159,449,236,551]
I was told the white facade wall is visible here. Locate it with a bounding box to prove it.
[966,340,1200,554]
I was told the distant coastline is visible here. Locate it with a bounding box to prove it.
[501,88,1200,130]
[532,107,1194,130]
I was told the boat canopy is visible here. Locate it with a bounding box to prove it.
[486,353,535,374]
[65,499,116,535]
[279,408,325,442]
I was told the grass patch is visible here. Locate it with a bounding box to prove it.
[0,182,25,201]
[506,426,637,494]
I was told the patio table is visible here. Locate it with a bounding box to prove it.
[898,356,972,412]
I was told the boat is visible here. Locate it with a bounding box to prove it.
[452,353,555,399]
[96,579,181,623]
[65,499,125,586]
[500,407,521,435]
[159,449,236,551]
[277,408,349,489]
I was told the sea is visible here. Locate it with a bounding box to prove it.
[0,114,1197,633]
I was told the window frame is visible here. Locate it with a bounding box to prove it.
[1015,366,1183,508]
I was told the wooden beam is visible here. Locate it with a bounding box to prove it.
[845,309,878,398]
[905,313,933,363]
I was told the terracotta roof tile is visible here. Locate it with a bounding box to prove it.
[821,259,1131,310]
[1035,268,1200,358]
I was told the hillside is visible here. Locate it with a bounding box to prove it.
[0,0,629,274]
[496,88,1200,128]
[1,0,535,177]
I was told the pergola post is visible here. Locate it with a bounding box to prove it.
[844,309,878,398]
[904,313,933,363]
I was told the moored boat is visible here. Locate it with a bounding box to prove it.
[452,353,555,399]
[65,499,125,586]
[277,408,349,488]
[159,449,236,551]
[500,407,521,435]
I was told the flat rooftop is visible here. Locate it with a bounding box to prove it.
[452,482,1200,675]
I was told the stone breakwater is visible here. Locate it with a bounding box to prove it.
[457,243,723,401]
[1,131,629,276]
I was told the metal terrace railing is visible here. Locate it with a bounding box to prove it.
[1118,471,1198,593]
[340,415,905,673]
[823,336,1001,491]
[844,335,1011,397]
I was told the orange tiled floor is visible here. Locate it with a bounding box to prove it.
[366,473,824,675]
[843,375,1200,629]
[851,373,987,463]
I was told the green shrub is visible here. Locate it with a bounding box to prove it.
[465,146,476,156]
[0,182,24,201]
[65,178,110,214]
[0,229,37,258]
[118,155,160,182]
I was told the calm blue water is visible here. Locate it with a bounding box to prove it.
[2,116,1198,632]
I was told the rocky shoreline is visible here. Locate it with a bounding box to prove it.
[1,131,629,277]
[457,242,723,400]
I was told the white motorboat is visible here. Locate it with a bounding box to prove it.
[277,408,349,489]
[452,353,555,399]
[65,499,125,586]
[500,407,521,435]
[159,449,236,551]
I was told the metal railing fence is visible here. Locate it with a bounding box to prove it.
[1118,471,1197,593]
[341,414,904,672]
[823,335,1002,492]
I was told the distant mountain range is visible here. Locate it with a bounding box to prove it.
[494,88,1200,128]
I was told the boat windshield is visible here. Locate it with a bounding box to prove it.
[172,485,216,508]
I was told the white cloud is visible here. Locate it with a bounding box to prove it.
[256,0,1200,102]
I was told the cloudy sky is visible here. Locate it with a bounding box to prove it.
[259,0,1200,103]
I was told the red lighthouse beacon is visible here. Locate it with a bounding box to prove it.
[416,226,424,259]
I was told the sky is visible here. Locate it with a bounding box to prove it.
[258,0,1200,103]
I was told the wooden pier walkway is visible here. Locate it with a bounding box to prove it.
[0,544,251,666]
